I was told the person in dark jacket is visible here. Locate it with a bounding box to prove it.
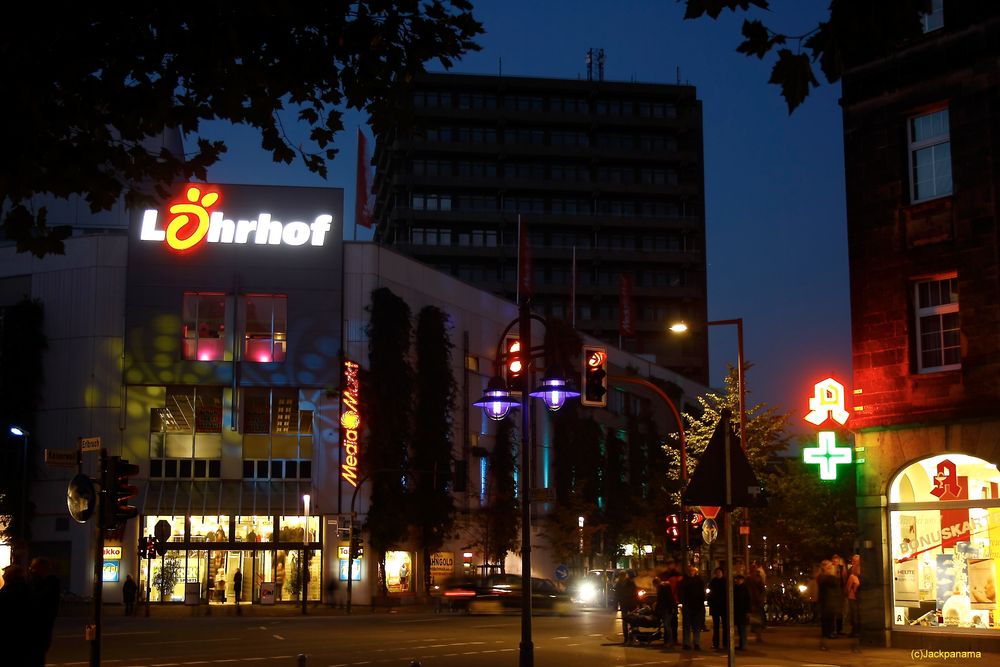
[706,568,727,649]
[0,565,31,666]
[817,560,842,648]
[653,575,677,649]
[615,570,639,643]
[28,557,60,667]
[678,566,705,650]
[123,575,138,615]
[733,574,751,650]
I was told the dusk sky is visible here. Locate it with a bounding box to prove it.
[202,1,851,434]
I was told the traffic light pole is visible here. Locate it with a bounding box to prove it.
[145,551,152,617]
[90,449,107,667]
[608,375,689,567]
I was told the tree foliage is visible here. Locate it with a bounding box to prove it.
[1,2,482,256]
[753,452,857,572]
[411,305,457,590]
[363,287,413,594]
[684,0,930,112]
[666,364,790,495]
[477,416,519,570]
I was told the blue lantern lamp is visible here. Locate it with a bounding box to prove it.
[529,366,580,412]
[474,376,515,421]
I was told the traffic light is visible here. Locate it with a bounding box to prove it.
[349,535,364,560]
[666,513,680,545]
[688,511,704,547]
[503,336,522,387]
[138,536,148,560]
[102,456,139,529]
[581,345,608,407]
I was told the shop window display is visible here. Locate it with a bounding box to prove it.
[889,454,1000,632]
[385,551,413,594]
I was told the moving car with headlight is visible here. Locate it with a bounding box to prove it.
[571,569,622,608]
[443,574,573,614]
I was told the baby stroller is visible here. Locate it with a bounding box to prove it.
[625,600,663,645]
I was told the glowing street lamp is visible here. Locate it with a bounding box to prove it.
[529,366,580,412]
[9,425,30,562]
[473,376,515,421]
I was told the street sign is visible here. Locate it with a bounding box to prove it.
[554,564,569,581]
[46,449,79,467]
[79,436,101,452]
[67,473,97,523]
[154,519,172,555]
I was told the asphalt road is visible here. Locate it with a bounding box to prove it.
[46,607,995,667]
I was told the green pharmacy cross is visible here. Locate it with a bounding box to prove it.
[803,431,852,481]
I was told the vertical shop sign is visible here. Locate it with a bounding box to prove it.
[341,360,361,486]
[801,377,853,481]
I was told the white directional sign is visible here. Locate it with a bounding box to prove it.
[45,449,78,467]
[79,437,102,452]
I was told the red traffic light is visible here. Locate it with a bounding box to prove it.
[581,345,608,407]
[102,457,140,529]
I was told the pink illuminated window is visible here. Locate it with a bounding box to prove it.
[182,293,227,361]
[243,294,287,363]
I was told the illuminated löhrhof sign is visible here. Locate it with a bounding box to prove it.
[139,185,334,252]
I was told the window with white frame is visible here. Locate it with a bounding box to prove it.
[914,275,960,372]
[921,0,944,32]
[909,108,952,203]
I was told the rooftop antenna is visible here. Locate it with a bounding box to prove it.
[676,66,681,85]
[586,48,593,81]
[598,48,605,81]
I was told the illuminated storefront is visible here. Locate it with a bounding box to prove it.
[888,454,1000,632]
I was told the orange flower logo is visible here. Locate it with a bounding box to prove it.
[165,186,220,251]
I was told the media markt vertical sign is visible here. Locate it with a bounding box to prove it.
[340,360,361,487]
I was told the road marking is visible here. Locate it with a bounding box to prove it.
[273,634,284,640]
[181,662,210,665]
[212,660,238,663]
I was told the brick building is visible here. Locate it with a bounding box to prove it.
[843,1,1000,650]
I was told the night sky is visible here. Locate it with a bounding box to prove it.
[200,1,851,434]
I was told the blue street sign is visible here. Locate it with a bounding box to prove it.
[555,564,569,581]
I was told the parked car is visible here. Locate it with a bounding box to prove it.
[570,569,622,608]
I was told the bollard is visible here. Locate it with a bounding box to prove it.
[297,653,306,667]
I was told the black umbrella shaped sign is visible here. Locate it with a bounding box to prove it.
[682,409,767,510]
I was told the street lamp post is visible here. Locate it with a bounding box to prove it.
[9,426,30,564]
[473,302,579,667]
[302,493,310,615]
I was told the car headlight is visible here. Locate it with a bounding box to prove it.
[577,581,597,603]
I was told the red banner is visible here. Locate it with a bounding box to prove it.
[618,273,634,337]
[355,128,373,228]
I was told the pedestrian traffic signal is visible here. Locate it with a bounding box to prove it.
[581,345,608,407]
[666,513,681,545]
[349,536,364,559]
[688,511,704,547]
[138,536,148,560]
[101,456,139,529]
[503,336,523,387]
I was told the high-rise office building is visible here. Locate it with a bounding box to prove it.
[372,72,709,384]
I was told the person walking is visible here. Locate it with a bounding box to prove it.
[614,570,639,643]
[748,565,767,643]
[233,568,243,606]
[679,565,705,650]
[28,557,60,667]
[123,574,138,615]
[832,554,848,636]
[733,573,751,650]
[653,575,677,649]
[817,560,841,649]
[706,568,727,649]
[846,555,861,638]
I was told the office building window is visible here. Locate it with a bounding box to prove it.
[914,275,959,373]
[243,294,287,363]
[909,108,952,203]
[457,93,497,110]
[182,292,227,361]
[242,388,313,480]
[921,0,944,32]
[412,193,452,211]
[149,386,223,479]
